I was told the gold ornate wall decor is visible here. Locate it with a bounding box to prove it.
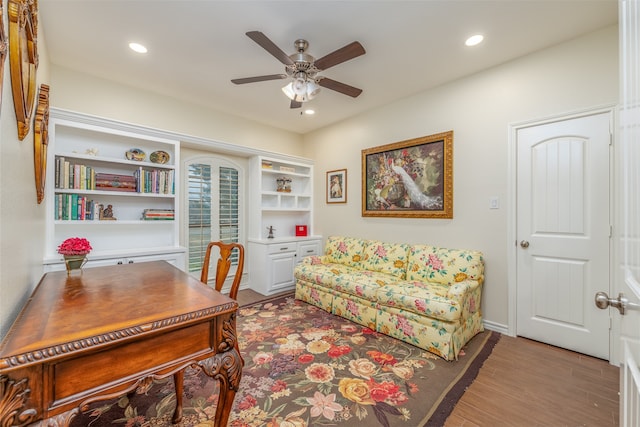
[0,2,7,114]
[34,84,49,204]
[8,0,38,140]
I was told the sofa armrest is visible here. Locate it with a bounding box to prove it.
[447,279,483,315]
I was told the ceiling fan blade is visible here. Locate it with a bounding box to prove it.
[246,31,294,66]
[318,78,363,98]
[314,41,366,71]
[290,100,302,109]
[231,74,287,84]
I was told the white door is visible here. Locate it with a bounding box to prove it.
[607,102,640,426]
[606,1,640,423]
[516,111,612,359]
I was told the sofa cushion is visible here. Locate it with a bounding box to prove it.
[360,240,410,279]
[295,260,402,301]
[376,281,462,322]
[324,236,367,268]
[406,245,484,286]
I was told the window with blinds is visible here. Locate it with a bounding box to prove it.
[186,159,242,278]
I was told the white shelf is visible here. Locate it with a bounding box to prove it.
[261,168,309,178]
[56,151,176,170]
[261,207,312,212]
[54,220,175,225]
[54,189,175,198]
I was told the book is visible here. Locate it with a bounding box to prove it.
[95,173,137,192]
[142,208,175,220]
[63,161,70,189]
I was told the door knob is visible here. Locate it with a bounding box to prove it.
[520,240,530,248]
[595,291,640,315]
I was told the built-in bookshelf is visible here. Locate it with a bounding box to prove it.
[249,155,315,240]
[43,109,185,272]
[248,155,321,295]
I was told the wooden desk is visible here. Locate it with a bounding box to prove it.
[0,261,242,426]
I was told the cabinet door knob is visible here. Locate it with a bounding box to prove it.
[117,261,123,264]
[128,260,134,264]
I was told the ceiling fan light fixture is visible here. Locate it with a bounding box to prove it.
[234,32,365,109]
[283,78,320,103]
[282,82,296,100]
[282,82,307,102]
[306,80,320,100]
[293,77,307,96]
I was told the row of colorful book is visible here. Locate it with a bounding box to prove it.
[55,157,96,190]
[141,209,175,220]
[134,168,175,195]
[54,157,175,194]
[54,194,101,221]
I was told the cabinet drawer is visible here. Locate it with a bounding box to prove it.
[267,243,296,254]
[297,241,321,258]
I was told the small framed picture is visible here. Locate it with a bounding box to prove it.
[326,169,347,204]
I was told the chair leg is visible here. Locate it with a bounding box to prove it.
[172,369,184,423]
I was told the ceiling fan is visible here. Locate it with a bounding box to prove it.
[231,31,366,109]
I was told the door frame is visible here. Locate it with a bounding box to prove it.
[506,104,618,364]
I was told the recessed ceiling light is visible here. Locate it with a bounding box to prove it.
[303,109,315,115]
[465,34,484,47]
[129,42,148,53]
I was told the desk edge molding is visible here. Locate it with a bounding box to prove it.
[0,302,238,370]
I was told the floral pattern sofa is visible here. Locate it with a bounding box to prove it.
[294,236,485,360]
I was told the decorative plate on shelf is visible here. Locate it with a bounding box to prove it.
[150,150,170,164]
[125,148,146,161]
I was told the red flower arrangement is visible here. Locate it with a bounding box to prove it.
[57,237,92,256]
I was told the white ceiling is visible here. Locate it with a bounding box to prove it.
[39,0,618,135]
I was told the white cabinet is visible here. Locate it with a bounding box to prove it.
[249,238,322,295]
[44,109,186,272]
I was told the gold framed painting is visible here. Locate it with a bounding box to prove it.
[362,131,453,218]
[326,169,347,204]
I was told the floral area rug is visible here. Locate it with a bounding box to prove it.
[71,294,499,427]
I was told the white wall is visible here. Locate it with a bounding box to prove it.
[302,25,618,329]
[0,4,51,337]
[50,66,305,157]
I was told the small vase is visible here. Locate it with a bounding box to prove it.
[64,254,87,275]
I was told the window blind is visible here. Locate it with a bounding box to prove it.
[187,161,241,276]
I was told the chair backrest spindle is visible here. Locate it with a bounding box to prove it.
[200,241,244,300]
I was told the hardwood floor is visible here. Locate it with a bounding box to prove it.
[237,289,620,427]
[445,336,619,427]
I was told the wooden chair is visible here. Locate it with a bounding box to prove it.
[172,241,245,423]
[200,241,245,300]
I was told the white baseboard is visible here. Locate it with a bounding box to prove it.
[483,319,510,336]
